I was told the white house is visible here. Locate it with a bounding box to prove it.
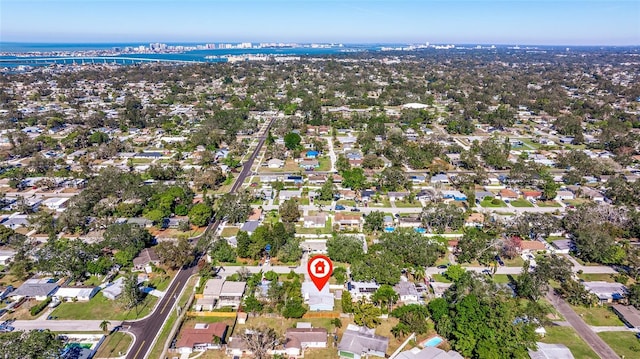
[0,249,17,266]
[267,158,284,169]
[394,281,419,304]
[348,281,379,300]
[41,197,69,212]
[284,325,328,357]
[303,215,327,229]
[301,281,334,311]
[54,286,99,302]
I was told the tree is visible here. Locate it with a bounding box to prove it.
[371,285,399,313]
[277,238,303,263]
[391,304,430,335]
[353,301,382,328]
[628,283,640,310]
[379,229,445,268]
[317,176,336,201]
[378,167,409,191]
[120,273,144,309]
[155,237,194,269]
[216,192,252,224]
[211,239,237,263]
[332,266,348,284]
[351,252,402,285]
[0,329,64,359]
[99,320,111,333]
[279,198,301,223]
[420,203,466,233]
[237,326,280,359]
[341,291,354,314]
[284,132,302,150]
[456,228,499,265]
[556,279,598,307]
[326,235,364,264]
[341,168,366,191]
[364,210,385,232]
[443,264,466,282]
[189,203,213,227]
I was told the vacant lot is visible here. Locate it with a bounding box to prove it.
[598,331,640,358]
[539,326,599,359]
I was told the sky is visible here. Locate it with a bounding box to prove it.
[1,0,639,45]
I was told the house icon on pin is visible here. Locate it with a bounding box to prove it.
[315,261,325,274]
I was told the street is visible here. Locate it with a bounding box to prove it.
[123,117,276,359]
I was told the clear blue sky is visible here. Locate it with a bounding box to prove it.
[1,0,638,45]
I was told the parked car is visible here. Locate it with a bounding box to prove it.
[334,205,345,211]
[350,207,360,212]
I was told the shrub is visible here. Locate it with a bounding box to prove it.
[30,297,52,316]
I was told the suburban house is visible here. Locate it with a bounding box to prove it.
[175,322,228,354]
[611,304,640,329]
[430,282,453,298]
[338,324,389,359]
[583,281,627,304]
[555,190,575,201]
[301,281,334,311]
[465,213,485,227]
[498,189,519,201]
[196,278,225,311]
[415,189,436,201]
[396,347,463,359]
[240,220,260,235]
[528,343,574,359]
[102,277,125,300]
[267,158,284,169]
[387,192,410,201]
[218,281,247,308]
[394,281,419,304]
[303,214,327,229]
[41,197,69,212]
[348,281,379,300]
[397,216,422,229]
[133,248,160,272]
[279,190,302,201]
[522,190,543,200]
[54,286,99,302]
[334,213,362,231]
[551,239,573,254]
[441,190,467,201]
[518,240,547,254]
[9,278,59,301]
[284,325,328,357]
[430,173,450,184]
[300,159,320,170]
[475,190,494,201]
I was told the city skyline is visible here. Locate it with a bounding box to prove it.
[1,0,639,46]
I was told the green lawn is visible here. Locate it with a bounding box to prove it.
[492,274,514,284]
[394,200,423,208]
[431,274,452,283]
[540,326,599,359]
[317,156,332,171]
[480,198,507,208]
[220,226,239,237]
[537,200,562,207]
[577,273,615,282]
[503,256,525,267]
[296,218,333,235]
[337,200,356,207]
[598,331,640,358]
[52,293,158,321]
[94,332,133,358]
[570,305,625,327]
[510,199,534,207]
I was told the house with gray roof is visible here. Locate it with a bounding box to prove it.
[338,324,389,359]
[10,278,59,301]
[396,347,463,359]
[528,343,574,359]
[240,220,260,234]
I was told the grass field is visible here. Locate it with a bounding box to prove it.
[577,273,615,282]
[52,293,158,321]
[510,199,534,207]
[570,305,625,327]
[598,331,640,358]
[537,200,562,207]
[539,326,599,359]
[220,226,239,237]
[94,332,133,358]
[480,198,507,208]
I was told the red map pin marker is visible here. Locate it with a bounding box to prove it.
[307,255,333,291]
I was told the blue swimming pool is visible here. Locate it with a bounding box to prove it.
[414,227,426,234]
[385,227,395,232]
[422,336,443,347]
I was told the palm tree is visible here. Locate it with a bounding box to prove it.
[99,320,111,333]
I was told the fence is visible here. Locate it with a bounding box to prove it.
[186,311,238,317]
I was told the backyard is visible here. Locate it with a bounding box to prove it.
[52,293,158,320]
[539,326,599,359]
[94,332,133,358]
[598,332,640,358]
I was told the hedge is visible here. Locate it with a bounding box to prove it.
[30,297,52,316]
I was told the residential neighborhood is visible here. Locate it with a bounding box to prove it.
[0,42,640,359]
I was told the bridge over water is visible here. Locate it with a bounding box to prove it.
[0,56,207,65]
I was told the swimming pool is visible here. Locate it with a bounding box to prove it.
[414,227,426,234]
[422,336,443,347]
[385,227,395,232]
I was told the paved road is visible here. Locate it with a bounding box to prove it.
[546,291,620,359]
[123,117,276,359]
[425,264,616,276]
[13,320,122,332]
[257,203,564,215]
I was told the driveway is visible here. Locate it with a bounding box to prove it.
[13,320,122,332]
